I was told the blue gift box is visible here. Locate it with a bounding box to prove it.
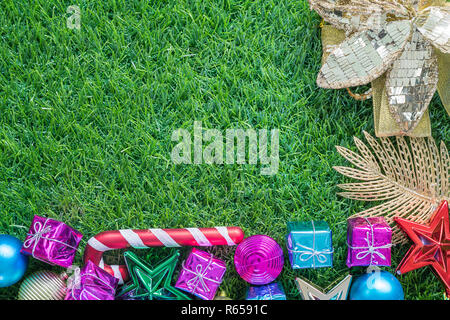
[286,221,333,269]
[246,282,286,300]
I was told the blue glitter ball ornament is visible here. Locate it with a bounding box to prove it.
[349,270,404,300]
[0,234,29,287]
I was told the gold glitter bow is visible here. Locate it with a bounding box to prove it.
[313,0,450,137]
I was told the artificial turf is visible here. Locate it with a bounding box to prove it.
[0,0,448,300]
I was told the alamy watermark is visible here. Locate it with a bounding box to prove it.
[67,5,81,30]
[171,121,279,175]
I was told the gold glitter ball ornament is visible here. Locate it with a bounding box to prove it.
[18,270,67,300]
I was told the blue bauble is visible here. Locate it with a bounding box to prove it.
[0,234,29,287]
[349,270,404,300]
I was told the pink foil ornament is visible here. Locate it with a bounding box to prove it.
[234,235,284,285]
[65,261,119,300]
[347,217,392,267]
[175,248,226,300]
[21,215,83,268]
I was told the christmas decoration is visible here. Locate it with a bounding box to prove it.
[295,274,352,300]
[118,250,190,300]
[334,131,449,243]
[175,248,226,300]
[234,235,284,285]
[21,215,83,268]
[65,261,119,300]
[349,268,404,300]
[310,0,450,136]
[286,221,333,269]
[0,234,28,287]
[214,291,231,300]
[395,200,450,296]
[84,226,244,284]
[347,217,392,267]
[246,282,287,300]
[17,270,67,300]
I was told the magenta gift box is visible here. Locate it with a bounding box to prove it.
[21,215,82,268]
[65,260,119,300]
[175,248,226,300]
[347,217,392,267]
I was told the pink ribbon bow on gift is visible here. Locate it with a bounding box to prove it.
[23,218,78,259]
[182,254,221,293]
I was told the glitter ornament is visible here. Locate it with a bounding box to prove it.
[310,0,450,135]
[335,131,449,244]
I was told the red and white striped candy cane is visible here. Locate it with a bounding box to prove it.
[83,227,244,284]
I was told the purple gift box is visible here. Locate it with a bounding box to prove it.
[65,260,119,300]
[175,248,226,300]
[347,217,392,267]
[246,282,287,300]
[21,215,83,268]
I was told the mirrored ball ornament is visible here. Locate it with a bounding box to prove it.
[0,234,29,287]
[349,270,404,300]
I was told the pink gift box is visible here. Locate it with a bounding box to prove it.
[65,261,118,300]
[21,215,83,268]
[347,217,392,267]
[175,248,226,300]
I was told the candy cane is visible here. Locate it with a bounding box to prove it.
[83,227,244,284]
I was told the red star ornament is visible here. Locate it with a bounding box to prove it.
[395,200,450,296]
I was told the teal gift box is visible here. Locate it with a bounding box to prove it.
[286,221,333,269]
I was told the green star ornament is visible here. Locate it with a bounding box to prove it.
[119,250,190,300]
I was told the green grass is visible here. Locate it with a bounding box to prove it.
[0,0,448,300]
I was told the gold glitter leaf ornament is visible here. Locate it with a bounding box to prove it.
[385,27,439,132]
[415,6,450,54]
[334,131,449,244]
[311,0,450,134]
[309,0,411,35]
[317,20,413,89]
